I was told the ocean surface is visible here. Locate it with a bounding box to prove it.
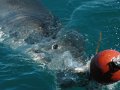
[0,0,120,90]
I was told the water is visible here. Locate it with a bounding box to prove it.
[43,0,120,55]
[0,43,56,90]
[0,0,120,90]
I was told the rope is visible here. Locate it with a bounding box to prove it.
[95,32,102,54]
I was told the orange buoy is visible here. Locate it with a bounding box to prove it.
[90,49,120,84]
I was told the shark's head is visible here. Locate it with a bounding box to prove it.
[1,13,85,70]
[27,28,85,70]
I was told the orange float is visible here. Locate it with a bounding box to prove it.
[90,49,120,84]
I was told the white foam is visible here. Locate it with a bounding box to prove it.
[74,60,90,73]
[0,27,7,42]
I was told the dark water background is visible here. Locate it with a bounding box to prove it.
[0,0,120,90]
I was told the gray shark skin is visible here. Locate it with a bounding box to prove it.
[0,0,61,44]
[0,0,85,64]
[0,0,87,89]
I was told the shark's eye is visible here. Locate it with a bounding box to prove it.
[52,44,58,49]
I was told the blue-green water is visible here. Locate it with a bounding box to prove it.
[0,0,120,90]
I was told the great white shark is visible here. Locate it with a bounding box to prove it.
[0,0,90,89]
